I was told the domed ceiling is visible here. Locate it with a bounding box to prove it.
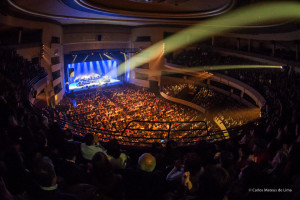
[75,0,235,18]
[7,0,236,25]
[5,0,294,27]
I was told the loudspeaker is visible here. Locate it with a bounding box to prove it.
[149,80,159,95]
[97,35,102,41]
[69,68,74,77]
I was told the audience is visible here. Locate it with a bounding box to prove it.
[121,153,166,200]
[55,85,210,144]
[29,156,79,200]
[91,152,122,199]
[1,47,300,200]
[162,83,258,128]
[56,143,88,185]
[81,133,106,161]
[106,139,128,170]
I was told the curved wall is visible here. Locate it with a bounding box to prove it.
[160,92,206,113]
[1,12,299,105]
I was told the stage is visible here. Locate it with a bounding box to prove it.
[69,78,122,92]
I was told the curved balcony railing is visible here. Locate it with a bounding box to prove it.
[25,71,48,93]
[24,72,260,147]
[164,61,266,108]
[26,101,260,147]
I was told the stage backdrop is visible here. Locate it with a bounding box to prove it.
[67,60,118,83]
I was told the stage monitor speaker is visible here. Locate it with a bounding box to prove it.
[149,80,159,95]
[97,35,102,41]
[69,68,74,77]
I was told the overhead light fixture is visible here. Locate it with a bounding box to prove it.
[83,55,89,62]
[72,55,77,63]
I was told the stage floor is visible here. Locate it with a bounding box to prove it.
[69,78,121,92]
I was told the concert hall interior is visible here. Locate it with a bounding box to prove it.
[0,0,300,200]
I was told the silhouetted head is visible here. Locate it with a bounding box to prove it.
[84,133,94,146]
[92,152,113,182]
[106,139,121,159]
[197,165,230,200]
[32,157,56,187]
[138,153,156,172]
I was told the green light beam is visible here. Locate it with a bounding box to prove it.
[171,65,282,72]
[116,2,300,76]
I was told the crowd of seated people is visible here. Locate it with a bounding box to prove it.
[0,49,44,85]
[274,48,296,61]
[162,84,191,97]
[162,83,222,108]
[217,55,265,66]
[54,85,214,144]
[162,83,260,129]
[168,49,290,100]
[244,46,296,61]
[1,48,300,200]
[167,48,220,67]
[167,48,265,67]
[213,100,260,128]
[191,86,224,109]
[161,83,199,100]
[165,47,300,131]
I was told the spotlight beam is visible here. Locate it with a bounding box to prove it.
[116,2,300,76]
[104,54,114,60]
[169,65,282,72]
[83,55,89,62]
[72,55,77,63]
[99,53,103,61]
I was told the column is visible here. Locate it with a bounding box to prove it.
[240,90,244,98]
[17,27,23,44]
[248,39,251,52]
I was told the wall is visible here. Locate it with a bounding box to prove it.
[222,30,300,41]
[16,45,40,61]
[63,24,131,54]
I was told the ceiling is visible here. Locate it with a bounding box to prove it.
[5,0,235,26]
[5,0,297,27]
[75,0,233,17]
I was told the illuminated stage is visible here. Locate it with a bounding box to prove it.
[69,77,121,92]
[66,59,123,93]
